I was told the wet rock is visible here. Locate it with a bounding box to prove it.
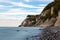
[17,30,20,32]
[39,26,60,40]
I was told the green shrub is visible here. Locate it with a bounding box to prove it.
[42,2,54,13]
[53,3,60,17]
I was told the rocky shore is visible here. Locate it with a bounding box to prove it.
[25,26,60,40]
[39,26,60,40]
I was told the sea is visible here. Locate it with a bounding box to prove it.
[0,27,44,40]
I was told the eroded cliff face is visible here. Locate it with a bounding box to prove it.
[19,1,60,27]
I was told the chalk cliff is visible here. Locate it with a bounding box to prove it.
[19,0,60,27]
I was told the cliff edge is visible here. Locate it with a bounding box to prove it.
[19,0,60,27]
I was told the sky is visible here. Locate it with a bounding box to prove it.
[0,0,53,27]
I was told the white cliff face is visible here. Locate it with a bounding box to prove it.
[19,1,60,27]
[51,7,54,15]
[20,18,36,27]
[54,10,60,26]
[39,17,56,27]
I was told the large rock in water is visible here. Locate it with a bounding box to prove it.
[19,0,60,27]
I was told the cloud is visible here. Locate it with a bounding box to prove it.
[0,5,6,7]
[32,0,53,2]
[0,5,12,8]
[0,0,50,13]
[24,0,53,2]
[0,0,53,27]
[7,8,41,15]
[0,4,44,15]
[10,2,41,8]
[24,0,30,2]
[0,0,8,2]
[39,4,47,7]
[0,14,26,27]
[2,1,45,14]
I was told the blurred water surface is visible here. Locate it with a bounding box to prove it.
[0,27,43,40]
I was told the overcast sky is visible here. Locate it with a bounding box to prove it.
[0,0,53,27]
